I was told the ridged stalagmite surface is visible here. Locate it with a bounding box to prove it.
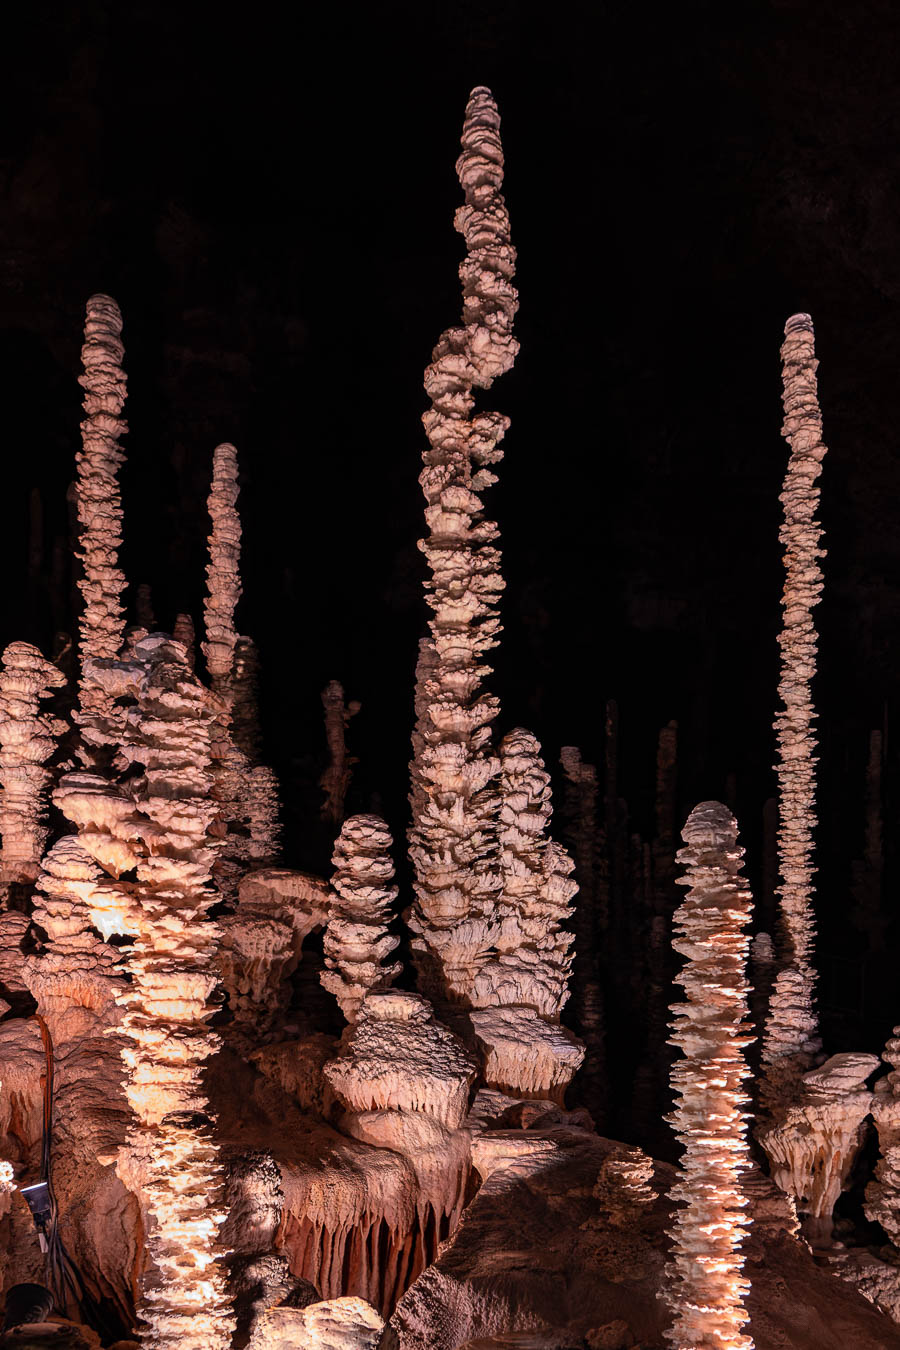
[322,814,402,1024]
[469,730,583,1100]
[762,313,827,1097]
[0,641,66,882]
[232,635,263,761]
[55,635,235,1349]
[408,86,518,1007]
[664,801,754,1350]
[75,294,128,714]
[202,442,242,692]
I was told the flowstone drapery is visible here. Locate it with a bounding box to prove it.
[663,801,754,1350]
[761,313,827,1104]
[322,814,402,1025]
[408,86,518,1008]
[0,642,66,884]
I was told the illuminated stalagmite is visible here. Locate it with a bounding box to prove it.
[202,441,242,696]
[408,86,518,1006]
[55,635,235,1350]
[75,294,128,733]
[469,729,583,1100]
[0,641,66,883]
[761,313,827,1102]
[664,801,754,1350]
[322,814,402,1024]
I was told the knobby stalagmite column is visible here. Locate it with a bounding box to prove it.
[202,442,242,699]
[0,642,67,885]
[408,86,519,1007]
[664,801,754,1350]
[322,814,402,1025]
[761,313,827,1105]
[320,680,360,830]
[75,294,128,742]
[469,730,583,1102]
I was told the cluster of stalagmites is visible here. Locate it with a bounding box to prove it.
[664,802,755,1350]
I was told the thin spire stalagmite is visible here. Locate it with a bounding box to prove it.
[320,680,360,831]
[664,801,755,1350]
[761,313,827,1103]
[75,294,128,747]
[408,85,519,1008]
[202,441,242,698]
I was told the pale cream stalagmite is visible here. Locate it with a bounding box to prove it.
[664,801,754,1350]
[23,835,122,1044]
[54,635,235,1349]
[320,680,360,830]
[760,313,826,1104]
[469,729,583,1102]
[75,294,128,742]
[0,641,67,884]
[321,814,402,1025]
[408,86,518,1008]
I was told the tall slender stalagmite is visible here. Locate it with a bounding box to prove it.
[762,314,827,1101]
[320,680,360,830]
[408,86,518,1006]
[321,814,402,1024]
[202,442,242,698]
[75,294,128,734]
[0,642,66,884]
[232,635,263,762]
[664,801,754,1350]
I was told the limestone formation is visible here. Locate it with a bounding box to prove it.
[54,635,235,1349]
[762,313,827,1102]
[246,765,282,865]
[408,636,438,822]
[232,635,263,762]
[320,681,360,830]
[75,294,128,731]
[865,1029,900,1247]
[247,1296,383,1350]
[0,642,66,884]
[408,86,518,1007]
[664,801,755,1350]
[468,730,583,1100]
[173,612,196,669]
[202,442,242,696]
[760,1051,878,1245]
[322,815,402,1024]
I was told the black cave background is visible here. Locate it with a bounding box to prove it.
[3,1,900,1093]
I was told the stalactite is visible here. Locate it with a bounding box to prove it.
[202,442,242,697]
[320,680,360,830]
[407,85,518,1008]
[321,814,402,1024]
[663,801,754,1350]
[761,313,827,1103]
[560,746,606,1122]
[75,294,128,742]
[0,642,67,885]
[232,635,264,762]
